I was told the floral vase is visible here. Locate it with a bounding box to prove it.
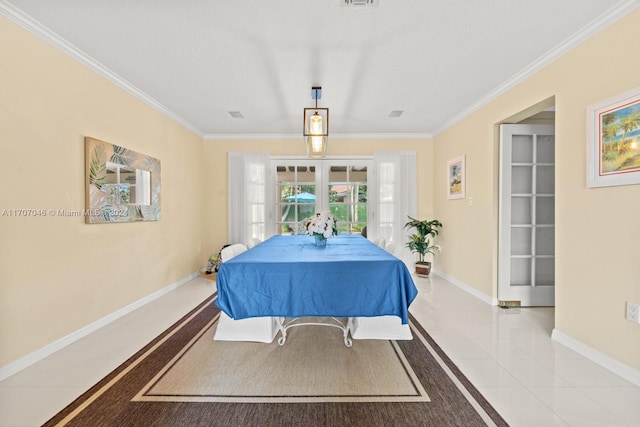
[314,234,327,247]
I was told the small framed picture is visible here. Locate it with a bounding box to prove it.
[586,86,640,188]
[447,155,465,200]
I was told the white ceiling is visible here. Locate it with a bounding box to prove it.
[2,0,638,138]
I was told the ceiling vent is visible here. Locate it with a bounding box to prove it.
[343,0,378,7]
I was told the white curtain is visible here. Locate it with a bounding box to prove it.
[371,152,416,266]
[228,152,273,246]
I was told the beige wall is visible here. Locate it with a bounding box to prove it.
[433,9,640,370]
[203,138,434,258]
[0,17,205,366]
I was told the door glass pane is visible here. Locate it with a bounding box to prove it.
[510,258,531,286]
[511,166,532,193]
[512,135,533,163]
[535,227,555,255]
[536,166,554,194]
[536,197,554,225]
[328,165,368,234]
[511,197,531,225]
[510,227,531,256]
[276,165,316,234]
[536,135,555,163]
[535,258,554,286]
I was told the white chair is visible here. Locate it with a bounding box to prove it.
[214,312,280,343]
[247,237,262,249]
[372,237,386,248]
[385,241,397,254]
[393,245,413,271]
[348,240,413,340]
[348,316,413,340]
[214,243,279,343]
[220,243,248,262]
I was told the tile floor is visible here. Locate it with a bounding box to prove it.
[1,275,639,426]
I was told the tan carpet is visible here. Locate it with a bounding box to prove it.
[135,314,429,403]
[44,295,509,427]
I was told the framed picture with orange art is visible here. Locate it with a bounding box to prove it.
[447,155,465,200]
[587,86,640,188]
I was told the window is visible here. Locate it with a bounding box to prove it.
[273,159,370,235]
[328,165,368,235]
[276,164,317,234]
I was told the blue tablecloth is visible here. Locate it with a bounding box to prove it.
[215,235,418,324]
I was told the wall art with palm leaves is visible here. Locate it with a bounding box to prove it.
[85,137,161,223]
[587,86,640,188]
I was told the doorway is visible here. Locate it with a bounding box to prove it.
[273,159,371,236]
[498,120,556,306]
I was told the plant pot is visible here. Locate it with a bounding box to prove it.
[415,261,432,278]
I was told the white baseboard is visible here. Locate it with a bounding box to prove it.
[552,328,640,387]
[431,269,497,305]
[0,271,199,382]
[423,270,640,386]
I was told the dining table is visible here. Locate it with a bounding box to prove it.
[215,234,418,346]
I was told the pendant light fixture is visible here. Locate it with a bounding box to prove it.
[303,86,329,158]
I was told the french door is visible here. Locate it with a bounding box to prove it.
[227,152,415,248]
[273,159,371,235]
[498,124,555,306]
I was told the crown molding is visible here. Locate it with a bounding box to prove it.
[0,0,204,138]
[332,133,433,140]
[204,134,298,140]
[432,0,640,136]
[1,0,431,143]
[204,132,433,140]
[3,0,636,141]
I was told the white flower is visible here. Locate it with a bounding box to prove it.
[304,212,338,238]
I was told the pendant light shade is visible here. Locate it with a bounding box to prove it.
[303,87,328,158]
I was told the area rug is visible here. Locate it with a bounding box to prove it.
[44,295,508,427]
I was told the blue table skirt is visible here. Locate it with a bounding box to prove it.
[216,235,418,324]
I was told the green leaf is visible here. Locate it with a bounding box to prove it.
[110,145,136,166]
[404,216,442,261]
[89,146,107,190]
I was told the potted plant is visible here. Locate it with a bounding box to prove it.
[404,216,443,277]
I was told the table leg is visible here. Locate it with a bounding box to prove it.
[275,317,352,347]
